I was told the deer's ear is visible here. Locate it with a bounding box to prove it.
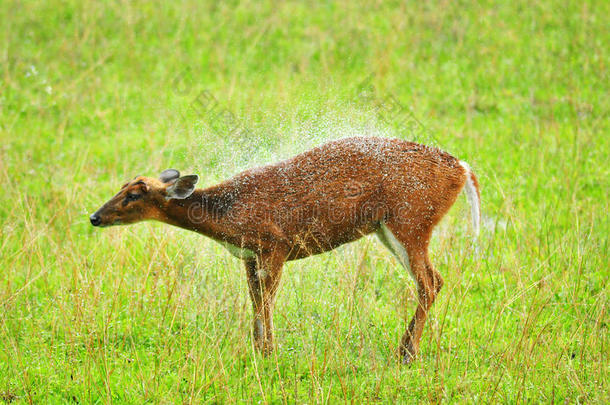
[166,175,199,200]
[160,169,180,183]
[134,180,149,193]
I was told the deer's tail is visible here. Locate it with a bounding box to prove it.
[459,161,481,237]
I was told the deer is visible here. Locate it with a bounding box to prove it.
[90,136,480,364]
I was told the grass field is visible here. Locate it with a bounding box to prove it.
[1,0,608,403]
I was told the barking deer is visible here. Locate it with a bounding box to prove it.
[90,136,480,363]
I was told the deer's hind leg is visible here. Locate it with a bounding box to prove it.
[376,221,443,364]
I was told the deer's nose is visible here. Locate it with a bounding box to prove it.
[90,213,101,226]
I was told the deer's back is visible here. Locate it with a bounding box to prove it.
[217,137,466,258]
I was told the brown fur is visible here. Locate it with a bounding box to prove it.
[91,136,480,363]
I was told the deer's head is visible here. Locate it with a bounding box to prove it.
[89,169,199,227]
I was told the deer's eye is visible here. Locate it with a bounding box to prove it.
[123,193,141,205]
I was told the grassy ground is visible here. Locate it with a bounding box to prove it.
[1,0,608,403]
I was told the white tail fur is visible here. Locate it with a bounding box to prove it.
[459,161,481,237]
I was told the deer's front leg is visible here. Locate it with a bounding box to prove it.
[244,251,285,355]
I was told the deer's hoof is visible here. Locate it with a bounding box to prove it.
[399,343,417,366]
[254,340,275,357]
[401,352,416,366]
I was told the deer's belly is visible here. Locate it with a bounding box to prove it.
[285,222,377,260]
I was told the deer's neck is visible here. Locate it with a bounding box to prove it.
[161,186,236,240]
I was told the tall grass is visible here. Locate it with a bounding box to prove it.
[0,0,608,402]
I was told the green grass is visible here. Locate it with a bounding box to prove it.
[1,0,608,402]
